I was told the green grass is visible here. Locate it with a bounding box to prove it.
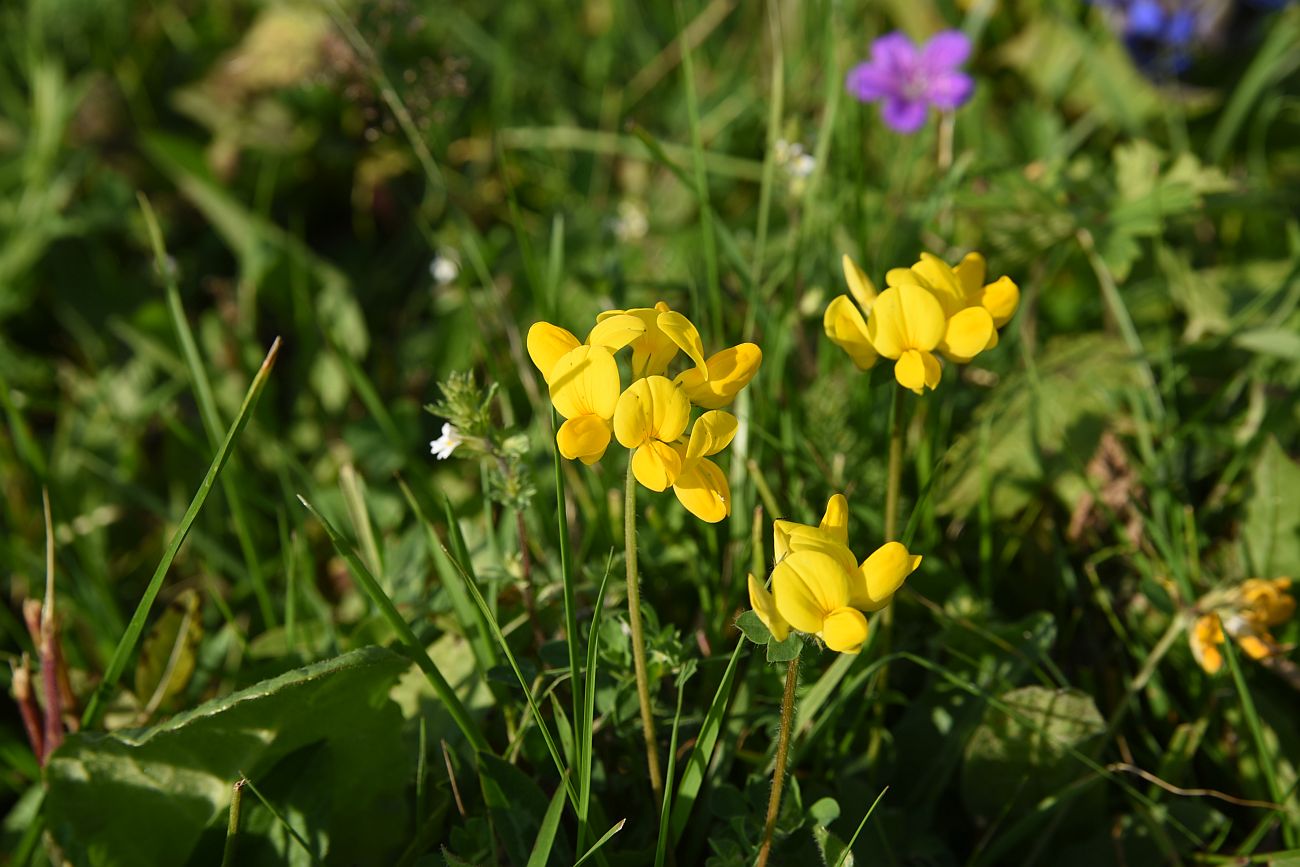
[2,0,1300,864]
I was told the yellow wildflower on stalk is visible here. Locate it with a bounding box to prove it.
[746,494,922,654]
[824,251,1019,393]
[746,494,922,867]
[525,300,761,811]
[1190,577,1295,674]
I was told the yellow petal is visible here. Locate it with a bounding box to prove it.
[631,440,683,491]
[954,252,987,302]
[822,607,869,654]
[911,253,965,316]
[980,276,1020,327]
[894,349,941,394]
[941,307,995,363]
[1191,615,1224,674]
[1237,633,1271,660]
[748,574,790,641]
[779,524,859,578]
[586,313,646,351]
[818,494,848,544]
[656,310,708,378]
[771,550,850,634]
[841,254,877,313]
[673,457,730,522]
[675,343,763,409]
[867,285,945,358]
[608,306,679,378]
[556,415,612,465]
[549,346,621,420]
[859,542,921,608]
[527,322,581,381]
[824,295,877,371]
[613,376,691,448]
[685,410,738,463]
[885,267,920,288]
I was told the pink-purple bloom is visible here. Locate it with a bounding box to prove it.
[845,31,975,134]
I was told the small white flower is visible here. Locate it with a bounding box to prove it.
[612,200,649,242]
[429,423,464,460]
[789,152,816,179]
[430,252,460,285]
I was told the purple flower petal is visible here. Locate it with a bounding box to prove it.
[870,32,919,77]
[845,61,898,102]
[920,30,972,72]
[880,97,928,134]
[925,71,974,110]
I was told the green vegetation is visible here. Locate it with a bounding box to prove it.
[2,0,1299,864]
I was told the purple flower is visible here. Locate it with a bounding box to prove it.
[845,30,974,134]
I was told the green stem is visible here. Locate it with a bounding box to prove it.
[220,779,245,867]
[884,384,906,543]
[756,658,799,867]
[625,457,664,808]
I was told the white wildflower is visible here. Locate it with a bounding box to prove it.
[429,423,464,460]
[430,252,460,285]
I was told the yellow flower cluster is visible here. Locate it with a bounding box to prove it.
[527,302,762,523]
[746,494,922,654]
[824,252,1019,394]
[1190,577,1295,674]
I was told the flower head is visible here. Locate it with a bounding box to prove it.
[1190,577,1295,674]
[824,251,1019,392]
[429,423,465,460]
[747,494,922,654]
[528,303,760,522]
[846,30,974,134]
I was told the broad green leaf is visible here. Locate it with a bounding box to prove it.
[1243,437,1300,584]
[48,648,411,866]
[766,632,804,664]
[960,686,1104,821]
[735,609,771,645]
[133,588,203,718]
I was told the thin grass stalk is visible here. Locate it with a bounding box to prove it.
[756,657,799,867]
[624,456,664,808]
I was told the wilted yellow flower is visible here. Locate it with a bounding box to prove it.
[747,494,922,654]
[1189,577,1294,674]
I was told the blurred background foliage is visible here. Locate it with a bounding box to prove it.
[2,0,1300,863]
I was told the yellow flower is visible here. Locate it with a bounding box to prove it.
[1190,614,1225,674]
[670,410,737,523]
[888,252,1019,363]
[748,494,922,654]
[544,345,622,465]
[613,376,692,491]
[596,302,708,380]
[674,343,763,409]
[526,315,647,383]
[823,255,879,371]
[866,283,947,394]
[1189,577,1294,674]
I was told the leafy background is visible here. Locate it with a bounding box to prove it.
[2,0,1299,864]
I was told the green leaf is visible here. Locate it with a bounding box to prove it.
[1243,437,1300,580]
[525,782,569,867]
[48,648,412,866]
[133,588,203,717]
[735,610,772,645]
[960,686,1105,822]
[766,633,804,664]
[1233,328,1300,361]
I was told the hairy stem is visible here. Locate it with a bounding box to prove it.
[756,658,799,867]
[625,457,664,808]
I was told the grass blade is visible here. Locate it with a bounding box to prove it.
[574,819,627,867]
[654,669,691,867]
[579,560,614,849]
[525,779,569,867]
[138,192,276,631]
[832,787,889,867]
[297,494,491,754]
[81,338,281,730]
[670,636,745,843]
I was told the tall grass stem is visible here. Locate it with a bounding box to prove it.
[625,455,664,808]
